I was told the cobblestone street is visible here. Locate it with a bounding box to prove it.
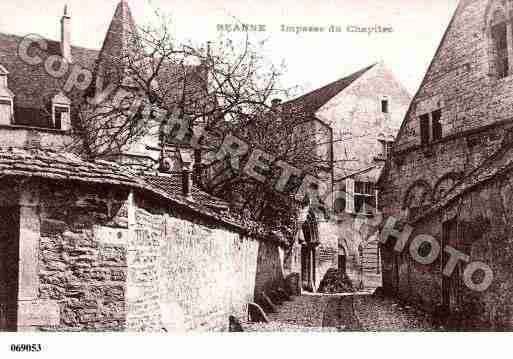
[244,293,436,332]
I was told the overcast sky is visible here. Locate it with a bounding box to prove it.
[0,0,459,97]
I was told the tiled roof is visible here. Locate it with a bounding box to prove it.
[0,1,207,129]
[145,174,229,210]
[95,0,141,86]
[0,147,140,187]
[282,64,375,115]
[0,32,98,127]
[0,147,241,228]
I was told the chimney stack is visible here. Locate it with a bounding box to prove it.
[179,149,195,201]
[61,5,72,63]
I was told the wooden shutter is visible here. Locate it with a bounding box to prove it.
[419,114,430,145]
[345,178,355,213]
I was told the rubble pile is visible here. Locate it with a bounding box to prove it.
[318,269,355,294]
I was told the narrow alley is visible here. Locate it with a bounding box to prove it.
[244,293,436,332]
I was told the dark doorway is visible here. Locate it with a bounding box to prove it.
[338,246,347,274]
[442,219,460,312]
[0,206,19,331]
[300,211,319,292]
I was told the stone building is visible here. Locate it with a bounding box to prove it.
[379,0,513,329]
[0,1,290,331]
[285,63,411,289]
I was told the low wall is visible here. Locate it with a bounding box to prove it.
[12,181,285,331]
[127,203,265,331]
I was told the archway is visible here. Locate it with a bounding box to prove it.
[300,210,319,292]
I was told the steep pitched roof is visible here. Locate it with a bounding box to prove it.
[0,32,98,127]
[0,1,206,129]
[283,64,376,115]
[95,0,141,85]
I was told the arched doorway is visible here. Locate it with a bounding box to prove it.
[300,210,319,292]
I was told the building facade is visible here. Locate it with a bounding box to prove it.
[379,0,513,329]
[286,63,411,289]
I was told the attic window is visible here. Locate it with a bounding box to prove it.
[52,92,71,130]
[0,64,14,126]
[381,99,389,114]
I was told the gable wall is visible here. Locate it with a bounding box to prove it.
[316,63,411,177]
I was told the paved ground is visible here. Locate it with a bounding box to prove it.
[354,295,436,331]
[243,293,436,332]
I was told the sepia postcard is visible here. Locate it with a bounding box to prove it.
[0,0,509,357]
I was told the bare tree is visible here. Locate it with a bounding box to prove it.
[71,12,333,242]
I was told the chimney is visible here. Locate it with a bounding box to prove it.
[179,149,195,201]
[61,5,72,63]
[182,167,193,201]
[271,98,282,108]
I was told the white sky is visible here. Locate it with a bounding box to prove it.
[0,0,459,97]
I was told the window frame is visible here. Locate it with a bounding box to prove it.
[52,105,70,130]
[346,179,378,216]
[51,92,71,131]
[419,108,443,145]
[381,99,389,114]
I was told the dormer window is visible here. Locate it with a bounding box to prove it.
[52,92,71,131]
[381,98,389,114]
[0,64,14,126]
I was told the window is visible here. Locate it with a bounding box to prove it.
[382,140,393,159]
[381,99,389,114]
[432,109,442,141]
[492,23,509,78]
[51,92,71,130]
[0,99,13,125]
[53,106,69,130]
[419,109,443,145]
[488,5,512,79]
[420,113,430,145]
[345,179,377,215]
[355,181,377,215]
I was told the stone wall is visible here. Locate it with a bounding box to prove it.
[126,198,269,332]
[0,180,287,332]
[37,182,129,331]
[394,0,513,152]
[315,221,339,290]
[386,174,513,329]
[379,0,513,311]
